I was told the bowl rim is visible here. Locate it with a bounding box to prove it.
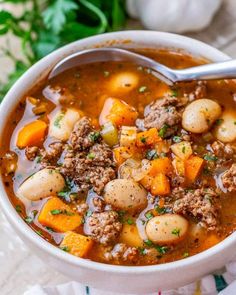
[0,30,235,274]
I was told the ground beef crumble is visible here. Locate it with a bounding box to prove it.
[144,96,184,136]
[25,117,116,194]
[212,141,236,162]
[222,163,236,192]
[172,187,220,230]
[85,211,122,245]
[104,243,139,263]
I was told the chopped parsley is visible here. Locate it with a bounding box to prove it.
[182,146,186,154]
[86,210,92,217]
[145,211,154,220]
[144,239,153,247]
[158,124,169,138]
[172,228,181,237]
[50,209,75,216]
[172,136,182,143]
[45,226,55,233]
[87,152,95,160]
[203,154,218,162]
[139,86,147,93]
[215,119,223,126]
[154,205,166,215]
[35,155,42,163]
[155,245,168,254]
[60,246,70,252]
[89,131,100,142]
[53,113,65,128]
[140,136,146,143]
[234,121,236,125]
[171,89,178,97]
[126,218,134,225]
[24,216,33,224]
[36,230,43,237]
[138,247,147,255]
[146,149,159,160]
[15,205,22,213]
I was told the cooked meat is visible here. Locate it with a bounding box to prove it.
[212,141,235,161]
[172,187,220,230]
[222,163,236,192]
[76,203,89,215]
[104,243,139,263]
[25,142,64,166]
[92,197,105,212]
[85,211,122,245]
[144,96,183,136]
[61,143,115,194]
[70,117,100,150]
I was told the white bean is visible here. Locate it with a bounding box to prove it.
[108,72,139,93]
[214,111,236,143]
[146,214,188,244]
[49,108,80,141]
[17,168,65,201]
[104,179,147,213]
[182,99,221,133]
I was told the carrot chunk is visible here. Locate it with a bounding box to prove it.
[99,98,138,127]
[17,120,47,148]
[140,175,153,190]
[185,156,204,183]
[60,231,93,258]
[136,128,161,147]
[149,157,173,177]
[38,197,82,232]
[151,173,170,196]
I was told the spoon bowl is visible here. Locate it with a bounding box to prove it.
[49,47,236,84]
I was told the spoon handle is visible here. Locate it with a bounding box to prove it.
[173,59,236,82]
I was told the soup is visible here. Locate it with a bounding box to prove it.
[1,49,236,266]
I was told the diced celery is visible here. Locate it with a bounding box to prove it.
[101,122,118,146]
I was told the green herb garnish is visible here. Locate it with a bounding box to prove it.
[145,212,154,220]
[171,89,178,97]
[89,132,100,142]
[154,205,166,215]
[54,113,64,128]
[204,154,218,162]
[172,136,182,143]
[155,245,168,254]
[140,136,146,143]
[144,239,153,247]
[15,205,22,213]
[50,209,74,216]
[126,218,134,225]
[158,124,169,138]
[146,149,159,160]
[215,119,223,126]
[87,152,95,160]
[60,246,70,252]
[172,228,181,236]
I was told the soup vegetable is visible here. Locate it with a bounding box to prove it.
[1,49,236,266]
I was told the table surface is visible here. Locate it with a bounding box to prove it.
[1,0,236,294]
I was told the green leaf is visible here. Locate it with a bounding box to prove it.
[111,0,126,30]
[43,0,78,34]
[32,30,60,59]
[0,10,13,34]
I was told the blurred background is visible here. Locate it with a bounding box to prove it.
[0,0,236,102]
[0,1,236,294]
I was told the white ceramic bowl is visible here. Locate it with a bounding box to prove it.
[0,31,235,294]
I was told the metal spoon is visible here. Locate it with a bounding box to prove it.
[49,47,236,84]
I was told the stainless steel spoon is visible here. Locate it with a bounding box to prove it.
[49,47,236,84]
